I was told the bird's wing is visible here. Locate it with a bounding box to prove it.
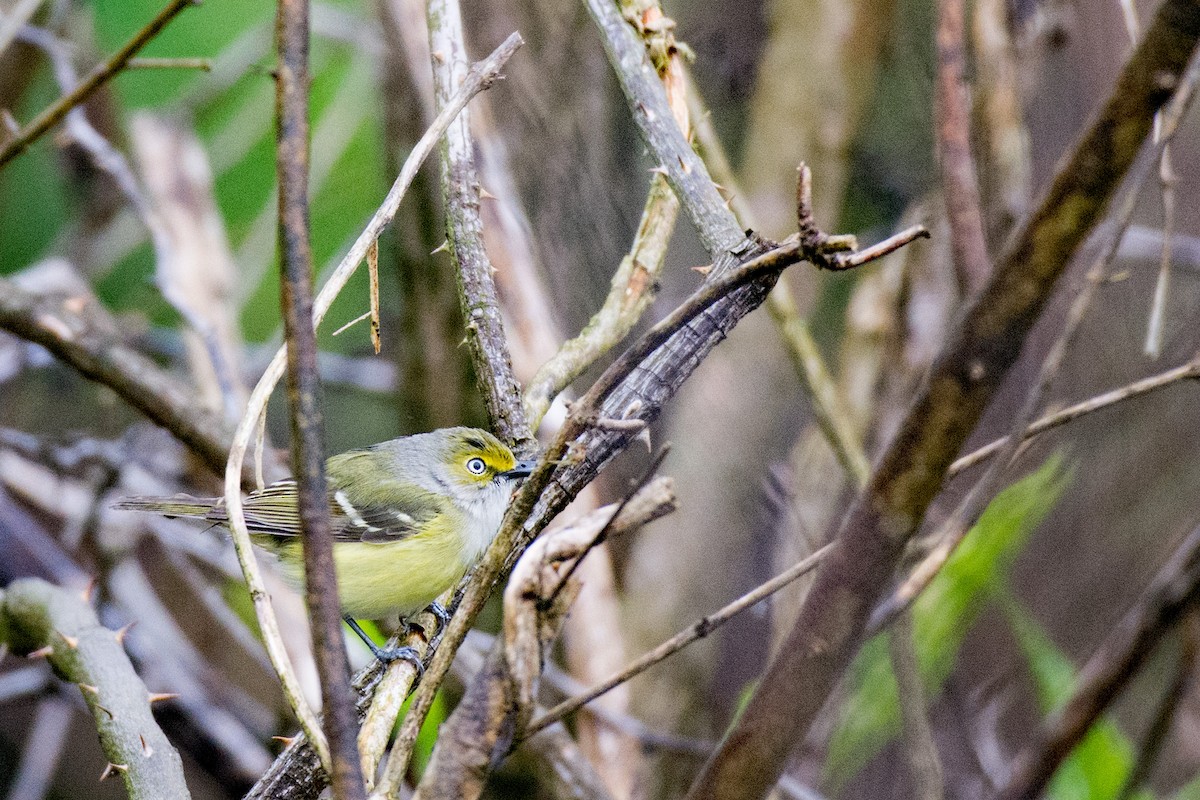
[235,455,442,544]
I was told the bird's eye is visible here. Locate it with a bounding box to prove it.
[465,457,487,475]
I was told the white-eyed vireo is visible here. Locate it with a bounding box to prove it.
[114,427,535,661]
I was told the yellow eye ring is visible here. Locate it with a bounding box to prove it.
[465,457,487,475]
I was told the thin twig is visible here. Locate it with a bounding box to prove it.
[0,0,198,169]
[1113,613,1197,800]
[223,31,523,792]
[525,543,833,737]
[946,356,1200,478]
[275,0,365,795]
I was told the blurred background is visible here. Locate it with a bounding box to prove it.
[2,0,1200,797]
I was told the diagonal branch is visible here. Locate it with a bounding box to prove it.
[0,0,198,169]
[0,277,235,478]
[685,3,1200,798]
[0,578,188,799]
[997,523,1200,800]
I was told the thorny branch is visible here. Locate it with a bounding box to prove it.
[997,523,1200,800]
[429,0,535,452]
[0,578,188,799]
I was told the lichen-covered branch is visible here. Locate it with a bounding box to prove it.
[0,578,188,799]
[686,4,1200,798]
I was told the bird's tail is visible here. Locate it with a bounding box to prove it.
[111,495,219,520]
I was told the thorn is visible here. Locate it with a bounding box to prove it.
[637,426,653,452]
[113,622,135,645]
[691,265,712,276]
[140,734,154,758]
[95,704,114,719]
[273,735,296,746]
[430,240,450,255]
[80,577,98,604]
[99,762,128,782]
[79,683,100,696]
[478,186,497,200]
[1,108,18,137]
[678,154,691,174]
[648,166,669,177]
[60,633,78,649]
[431,49,446,64]
[27,645,53,660]
[147,691,179,704]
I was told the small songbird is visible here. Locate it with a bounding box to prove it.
[114,427,535,661]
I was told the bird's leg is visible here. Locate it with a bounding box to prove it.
[425,601,451,640]
[343,615,423,674]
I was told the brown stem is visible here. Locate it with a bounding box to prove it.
[275,1,364,797]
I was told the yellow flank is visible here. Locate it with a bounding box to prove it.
[264,512,468,620]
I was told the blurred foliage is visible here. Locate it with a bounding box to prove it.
[825,456,1071,788]
[4,0,392,351]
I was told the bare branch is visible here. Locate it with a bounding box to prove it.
[275,0,365,794]
[0,0,198,169]
[430,0,534,450]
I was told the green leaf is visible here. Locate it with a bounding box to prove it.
[824,456,1070,787]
